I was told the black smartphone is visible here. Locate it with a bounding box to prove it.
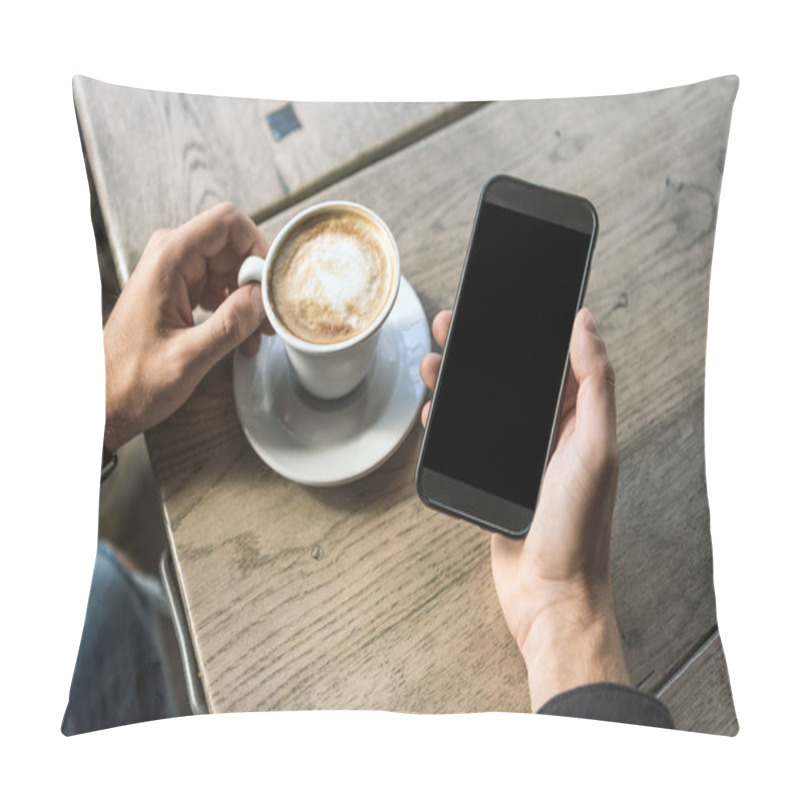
[415,175,598,538]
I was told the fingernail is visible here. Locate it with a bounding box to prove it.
[584,309,600,334]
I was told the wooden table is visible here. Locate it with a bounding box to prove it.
[74,75,738,733]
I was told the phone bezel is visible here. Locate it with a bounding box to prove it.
[415,174,598,538]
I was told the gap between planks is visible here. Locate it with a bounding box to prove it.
[650,626,720,698]
[250,101,491,227]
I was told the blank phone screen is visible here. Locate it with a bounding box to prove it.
[423,200,591,510]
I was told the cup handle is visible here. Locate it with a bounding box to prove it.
[238,255,266,288]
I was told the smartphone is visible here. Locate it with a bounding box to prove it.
[415,175,597,538]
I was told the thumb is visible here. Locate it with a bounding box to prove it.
[184,283,267,374]
[569,308,618,467]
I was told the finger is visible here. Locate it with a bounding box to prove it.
[564,365,578,406]
[552,368,579,446]
[432,310,452,349]
[239,328,262,357]
[181,282,267,376]
[198,283,229,311]
[171,202,268,288]
[236,314,275,358]
[207,210,269,282]
[558,365,579,424]
[420,401,431,427]
[569,308,618,467]
[178,202,268,260]
[200,287,276,336]
[420,352,442,391]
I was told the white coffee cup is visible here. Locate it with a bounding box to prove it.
[238,201,401,400]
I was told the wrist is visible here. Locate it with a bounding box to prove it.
[519,583,630,711]
[103,412,128,455]
[103,333,137,453]
[103,398,130,454]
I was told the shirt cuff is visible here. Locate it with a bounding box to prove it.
[536,682,675,729]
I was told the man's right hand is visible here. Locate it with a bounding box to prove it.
[419,307,630,711]
[103,203,273,454]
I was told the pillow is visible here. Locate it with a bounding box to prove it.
[67,76,738,735]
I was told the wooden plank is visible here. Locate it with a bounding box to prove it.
[657,631,739,735]
[74,75,479,284]
[147,77,739,714]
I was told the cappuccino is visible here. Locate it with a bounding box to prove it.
[268,209,395,345]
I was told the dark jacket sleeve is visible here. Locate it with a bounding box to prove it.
[536,682,674,729]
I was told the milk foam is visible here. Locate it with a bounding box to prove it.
[269,211,393,345]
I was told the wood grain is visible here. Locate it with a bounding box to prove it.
[142,77,740,719]
[74,76,480,284]
[657,631,739,735]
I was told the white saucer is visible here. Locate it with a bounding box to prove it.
[233,277,430,487]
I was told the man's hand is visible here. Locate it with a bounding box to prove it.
[103,202,273,453]
[419,307,629,710]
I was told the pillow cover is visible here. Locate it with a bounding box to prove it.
[67,76,738,735]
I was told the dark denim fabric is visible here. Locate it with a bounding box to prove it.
[61,544,177,735]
